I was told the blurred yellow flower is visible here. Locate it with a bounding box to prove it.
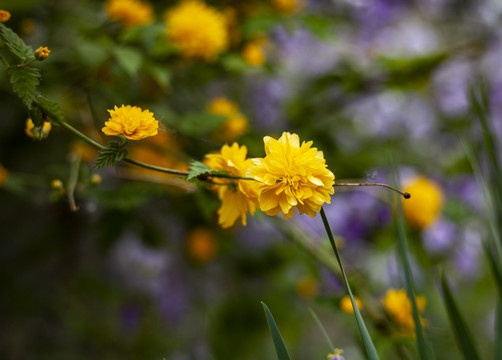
[0,164,9,187]
[70,141,98,163]
[34,46,51,60]
[340,295,363,314]
[0,9,11,23]
[25,118,52,140]
[403,176,443,229]
[105,0,153,28]
[382,288,426,336]
[327,348,344,360]
[296,276,318,298]
[186,228,218,263]
[165,0,228,60]
[271,0,304,14]
[51,179,64,190]
[204,143,259,228]
[243,39,266,66]
[248,132,335,219]
[102,105,158,140]
[207,97,248,141]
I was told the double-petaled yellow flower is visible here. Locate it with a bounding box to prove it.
[34,46,51,60]
[204,143,259,228]
[248,132,335,219]
[105,0,153,28]
[102,105,158,140]
[382,288,426,336]
[165,0,228,60]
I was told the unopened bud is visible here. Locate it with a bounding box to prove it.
[34,46,51,60]
[51,179,64,190]
[89,174,102,185]
[25,118,51,140]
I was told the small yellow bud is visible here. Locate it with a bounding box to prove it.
[34,46,51,60]
[51,179,64,190]
[90,174,102,185]
[25,118,52,140]
[0,10,11,23]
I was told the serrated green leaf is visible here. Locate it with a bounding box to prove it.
[0,23,33,60]
[93,142,128,169]
[113,46,142,77]
[8,66,40,108]
[262,302,291,360]
[28,106,44,126]
[35,95,65,124]
[187,161,213,181]
[440,272,482,360]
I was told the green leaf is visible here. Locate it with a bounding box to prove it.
[28,105,44,126]
[8,66,40,108]
[187,161,214,181]
[113,46,143,77]
[440,272,482,360]
[320,208,380,360]
[0,23,33,60]
[178,112,226,137]
[147,64,171,92]
[495,300,502,360]
[93,142,128,169]
[35,95,65,124]
[483,241,502,299]
[309,307,335,352]
[261,302,291,360]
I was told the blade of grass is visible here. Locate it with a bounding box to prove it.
[495,300,502,360]
[320,207,380,360]
[439,272,482,360]
[261,302,291,360]
[483,240,502,299]
[309,307,335,352]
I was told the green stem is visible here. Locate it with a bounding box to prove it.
[0,54,10,69]
[67,153,81,211]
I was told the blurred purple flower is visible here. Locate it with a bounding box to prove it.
[246,76,288,131]
[120,304,142,332]
[447,176,483,211]
[432,59,472,116]
[352,0,408,38]
[422,218,457,254]
[454,227,481,278]
[237,215,284,250]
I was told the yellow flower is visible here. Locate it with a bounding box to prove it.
[165,0,228,60]
[403,176,444,229]
[327,348,345,360]
[204,143,259,228]
[25,118,52,140]
[0,9,11,23]
[296,276,318,298]
[340,295,363,314]
[382,288,426,336]
[105,0,153,28]
[243,39,266,66]
[0,163,9,187]
[102,105,158,140]
[208,97,248,141]
[34,46,51,60]
[51,179,64,190]
[271,0,304,14]
[186,228,218,263]
[248,132,335,219]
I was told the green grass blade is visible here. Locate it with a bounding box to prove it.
[495,300,502,360]
[394,175,432,360]
[440,272,482,360]
[483,241,502,299]
[261,302,291,360]
[309,307,335,352]
[320,208,380,360]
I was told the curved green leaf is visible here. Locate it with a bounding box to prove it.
[262,302,291,360]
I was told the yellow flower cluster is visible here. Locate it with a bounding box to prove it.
[207,97,248,141]
[25,118,52,140]
[340,295,363,314]
[34,46,51,61]
[102,105,159,140]
[105,0,153,28]
[271,0,304,14]
[206,132,334,227]
[204,143,259,228]
[248,132,335,219]
[382,288,426,336]
[165,0,228,60]
[0,9,11,23]
[402,176,443,229]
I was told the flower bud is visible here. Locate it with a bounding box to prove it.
[89,174,102,185]
[51,179,64,190]
[25,118,52,140]
[0,10,11,23]
[34,46,51,61]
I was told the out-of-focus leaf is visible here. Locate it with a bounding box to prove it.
[221,54,251,73]
[35,95,65,124]
[75,40,109,68]
[242,13,281,38]
[0,23,33,60]
[8,66,39,108]
[113,46,142,77]
[309,307,335,352]
[93,142,128,169]
[147,64,171,92]
[177,112,226,136]
[440,272,481,360]
[302,15,336,39]
[495,301,502,360]
[483,241,502,299]
[261,302,291,360]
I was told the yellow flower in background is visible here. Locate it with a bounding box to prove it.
[34,46,51,61]
[208,97,248,141]
[382,288,426,336]
[165,0,228,60]
[0,163,9,187]
[327,348,345,360]
[0,9,11,23]
[340,295,363,314]
[186,228,218,263]
[271,0,304,14]
[296,276,318,298]
[204,143,259,228]
[402,176,444,229]
[102,105,158,140]
[243,39,266,66]
[105,0,153,28]
[248,132,335,219]
[25,118,52,140]
[70,141,98,163]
